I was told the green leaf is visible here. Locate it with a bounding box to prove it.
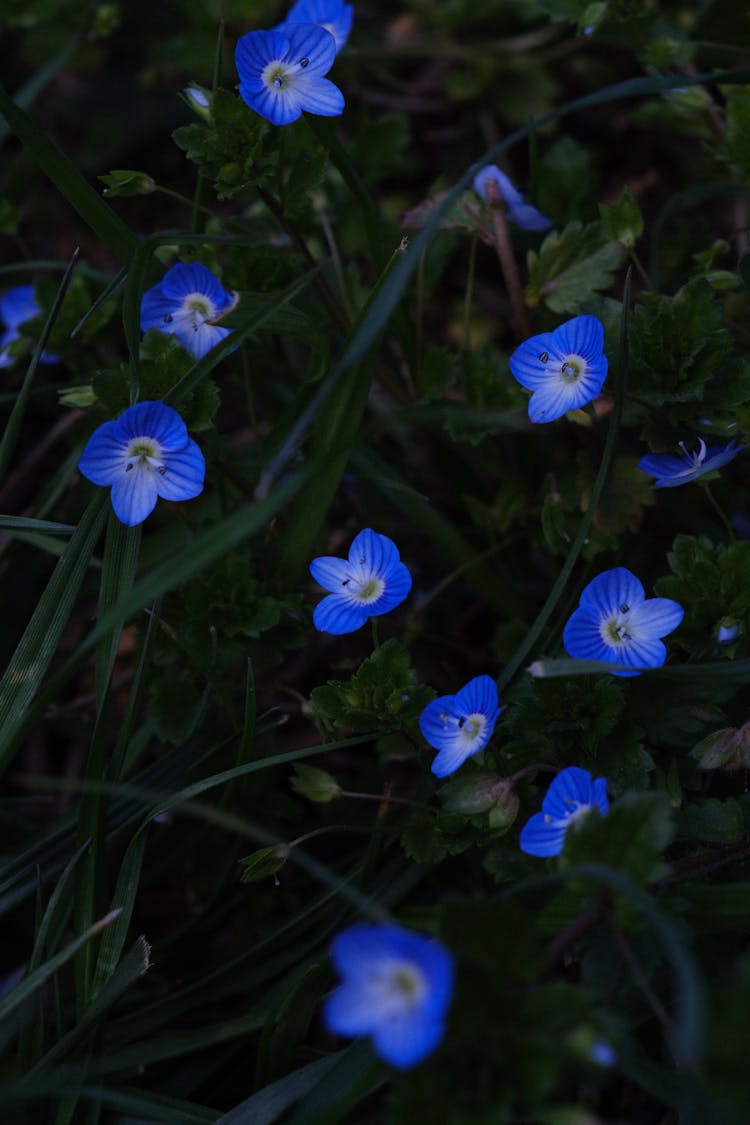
[724,85,750,178]
[562,792,675,884]
[599,185,644,248]
[525,220,626,313]
[677,798,745,844]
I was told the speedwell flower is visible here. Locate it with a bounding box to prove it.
[78,401,205,526]
[235,24,344,126]
[140,263,235,362]
[638,437,742,488]
[0,285,59,369]
[419,675,501,778]
[563,566,684,677]
[323,922,454,1069]
[276,0,353,53]
[509,315,608,424]
[473,164,553,232]
[309,528,412,634]
[519,766,609,857]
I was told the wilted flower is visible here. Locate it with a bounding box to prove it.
[323,922,454,1069]
[0,285,59,368]
[473,164,553,232]
[419,675,501,778]
[78,401,205,526]
[140,263,235,361]
[276,0,353,53]
[563,566,684,677]
[519,766,609,857]
[509,315,608,424]
[309,528,412,634]
[638,437,742,488]
[235,24,344,126]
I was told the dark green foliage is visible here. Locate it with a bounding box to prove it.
[507,675,625,758]
[525,221,626,313]
[657,536,750,658]
[310,639,435,737]
[562,791,675,884]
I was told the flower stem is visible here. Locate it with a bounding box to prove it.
[462,232,478,351]
[484,176,530,340]
[702,482,735,542]
[629,248,652,290]
[371,617,380,650]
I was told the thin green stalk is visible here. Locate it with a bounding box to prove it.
[702,482,735,542]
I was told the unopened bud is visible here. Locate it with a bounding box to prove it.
[716,618,740,646]
[291,763,342,803]
[183,84,213,120]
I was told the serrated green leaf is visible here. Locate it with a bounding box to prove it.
[525,220,625,313]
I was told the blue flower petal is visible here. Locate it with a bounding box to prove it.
[295,75,345,116]
[285,22,337,76]
[235,29,292,89]
[618,634,668,670]
[159,262,232,309]
[430,740,477,778]
[348,527,395,573]
[116,401,189,452]
[78,419,127,486]
[473,165,523,206]
[527,382,579,424]
[310,555,351,591]
[110,467,160,526]
[555,314,605,360]
[506,201,554,232]
[628,597,684,638]
[373,1008,447,1070]
[173,321,233,362]
[0,285,38,329]
[519,812,566,857]
[542,766,596,820]
[140,287,180,333]
[578,567,645,618]
[154,439,205,502]
[508,333,560,389]
[280,0,353,52]
[313,594,370,634]
[453,674,499,720]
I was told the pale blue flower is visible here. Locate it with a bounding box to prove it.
[235,24,344,126]
[563,567,684,677]
[638,438,742,488]
[519,766,609,857]
[716,619,739,645]
[473,164,553,232]
[310,529,412,634]
[419,675,501,778]
[323,922,454,1069]
[0,285,59,368]
[140,263,234,361]
[276,0,353,53]
[78,401,205,526]
[509,315,608,423]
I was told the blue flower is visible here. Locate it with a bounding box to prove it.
[140,263,235,362]
[235,24,344,126]
[0,285,59,368]
[716,618,739,646]
[323,922,454,1069]
[78,401,205,526]
[309,528,412,634]
[473,164,553,232]
[638,437,742,488]
[276,0,353,53]
[419,675,501,778]
[519,766,609,857]
[563,566,684,677]
[509,315,608,424]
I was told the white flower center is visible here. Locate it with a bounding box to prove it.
[342,573,385,604]
[544,797,593,831]
[124,436,165,475]
[560,353,587,383]
[368,959,427,1018]
[173,292,217,333]
[600,602,633,647]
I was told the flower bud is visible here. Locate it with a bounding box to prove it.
[291,763,342,803]
[716,618,740,646]
[183,84,213,121]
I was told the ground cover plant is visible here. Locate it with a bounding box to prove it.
[3,0,750,1121]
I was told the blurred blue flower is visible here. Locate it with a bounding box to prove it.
[140,263,234,362]
[716,619,739,645]
[638,437,742,488]
[235,24,344,126]
[519,766,609,857]
[310,528,412,634]
[276,0,353,53]
[0,285,59,368]
[589,1040,617,1067]
[79,401,205,526]
[419,675,501,778]
[509,315,608,424]
[473,164,553,232]
[563,566,684,677]
[323,922,454,1069]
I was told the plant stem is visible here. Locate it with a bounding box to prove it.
[485,175,530,339]
[702,482,735,541]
